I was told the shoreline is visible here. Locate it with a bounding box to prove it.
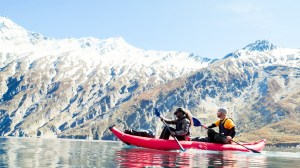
[266,142,300,148]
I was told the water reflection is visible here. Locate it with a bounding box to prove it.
[115,147,268,168]
[0,137,121,167]
[116,148,190,167]
[206,152,267,168]
[0,137,299,167]
[206,152,237,168]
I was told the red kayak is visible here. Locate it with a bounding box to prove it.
[109,126,266,152]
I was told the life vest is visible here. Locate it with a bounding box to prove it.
[218,118,234,136]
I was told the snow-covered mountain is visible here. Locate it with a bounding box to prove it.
[223,40,299,68]
[0,17,299,143]
[243,40,278,52]
[0,17,212,137]
[98,41,300,142]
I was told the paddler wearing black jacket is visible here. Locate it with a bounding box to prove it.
[159,107,193,141]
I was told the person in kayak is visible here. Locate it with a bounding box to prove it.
[159,107,193,141]
[192,107,236,144]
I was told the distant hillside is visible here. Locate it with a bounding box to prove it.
[236,117,300,144]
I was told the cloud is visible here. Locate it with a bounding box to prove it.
[217,1,273,31]
[219,1,262,15]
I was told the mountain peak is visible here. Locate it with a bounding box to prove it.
[0,16,46,44]
[0,16,29,42]
[243,40,277,52]
[0,16,24,31]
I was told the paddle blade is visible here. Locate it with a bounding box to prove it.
[154,108,160,117]
[192,117,202,127]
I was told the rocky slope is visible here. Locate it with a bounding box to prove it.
[0,17,211,138]
[0,17,299,144]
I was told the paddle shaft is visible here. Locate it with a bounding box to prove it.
[161,119,185,151]
[230,138,260,153]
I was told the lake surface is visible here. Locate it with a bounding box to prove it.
[0,137,299,167]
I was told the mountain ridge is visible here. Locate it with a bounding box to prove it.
[0,17,299,144]
[243,40,278,52]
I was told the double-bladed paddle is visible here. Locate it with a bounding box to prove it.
[154,108,186,151]
[192,117,261,153]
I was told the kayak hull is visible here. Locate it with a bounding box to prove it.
[109,126,266,152]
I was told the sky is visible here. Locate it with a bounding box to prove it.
[1,0,300,59]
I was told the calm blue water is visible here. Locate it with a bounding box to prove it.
[0,137,299,167]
